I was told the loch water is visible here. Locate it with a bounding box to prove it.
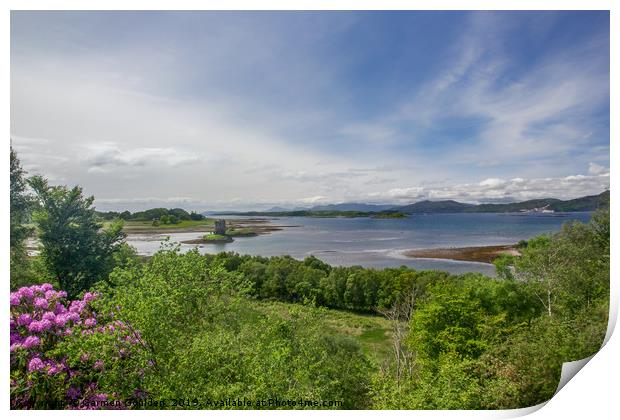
[126,212,591,276]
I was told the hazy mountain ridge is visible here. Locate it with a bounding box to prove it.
[395,190,609,213]
[207,191,608,215]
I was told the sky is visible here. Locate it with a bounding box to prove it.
[10,11,610,211]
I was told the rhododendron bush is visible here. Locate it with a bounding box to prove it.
[10,284,151,409]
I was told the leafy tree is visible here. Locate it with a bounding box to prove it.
[29,176,126,298]
[189,211,205,221]
[10,147,34,287]
[101,247,371,408]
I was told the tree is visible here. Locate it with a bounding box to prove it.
[29,175,126,298]
[10,146,34,286]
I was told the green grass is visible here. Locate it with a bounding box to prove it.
[116,219,215,232]
[225,228,257,237]
[202,234,233,242]
[371,212,407,219]
[249,300,393,368]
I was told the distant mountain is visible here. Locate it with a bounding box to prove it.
[396,200,475,213]
[265,206,294,212]
[395,191,609,214]
[309,203,396,212]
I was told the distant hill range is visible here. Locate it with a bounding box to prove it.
[395,190,609,214]
[209,190,609,216]
[308,203,395,212]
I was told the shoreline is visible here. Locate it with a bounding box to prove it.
[179,218,299,245]
[402,244,520,264]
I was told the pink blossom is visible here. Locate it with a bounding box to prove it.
[42,311,56,322]
[28,321,44,333]
[47,364,61,375]
[69,301,86,314]
[34,297,49,309]
[10,343,23,352]
[28,319,53,332]
[66,312,80,323]
[67,387,81,400]
[84,318,97,328]
[23,336,41,349]
[10,293,21,306]
[28,357,45,372]
[18,287,34,300]
[17,313,32,326]
[41,283,54,292]
[93,360,104,371]
[55,314,68,327]
[54,302,67,314]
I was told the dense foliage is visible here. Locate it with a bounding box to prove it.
[10,146,34,288]
[8,149,611,410]
[29,176,127,299]
[97,207,205,223]
[96,246,371,408]
[204,253,446,313]
[10,284,151,409]
[370,210,610,409]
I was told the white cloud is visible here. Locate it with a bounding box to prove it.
[84,143,201,173]
[588,162,608,175]
[366,172,609,204]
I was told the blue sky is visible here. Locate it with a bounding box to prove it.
[11,11,610,211]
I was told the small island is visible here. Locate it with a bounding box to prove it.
[225,227,258,237]
[371,212,407,219]
[201,233,234,243]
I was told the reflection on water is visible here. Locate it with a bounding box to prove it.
[125,212,591,276]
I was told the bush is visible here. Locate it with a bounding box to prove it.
[10,284,151,409]
[99,247,372,408]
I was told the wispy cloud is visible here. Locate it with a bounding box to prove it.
[10,11,609,210]
[84,143,202,173]
[368,172,610,204]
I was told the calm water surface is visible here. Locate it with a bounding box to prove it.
[126,212,591,276]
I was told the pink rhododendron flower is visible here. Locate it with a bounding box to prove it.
[28,357,45,372]
[54,302,68,314]
[34,297,49,309]
[55,314,68,327]
[10,293,21,306]
[18,287,34,299]
[17,313,32,326]
[67,387,81,400]
[23,336,41,349]
[42,311,56,322]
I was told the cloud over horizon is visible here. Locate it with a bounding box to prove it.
[10,11,609,211]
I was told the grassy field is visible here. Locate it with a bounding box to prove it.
[116,219,216,233]
[250,300,394,367]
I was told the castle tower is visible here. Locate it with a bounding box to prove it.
[214,219,227,235]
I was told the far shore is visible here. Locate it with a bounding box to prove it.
[179,218,299,245]
[403,244,520,264]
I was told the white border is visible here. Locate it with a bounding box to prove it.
[3,2,617,419]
